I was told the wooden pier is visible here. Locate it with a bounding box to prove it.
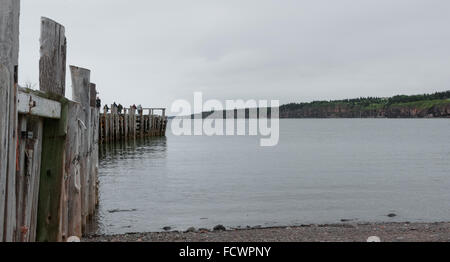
[100,106,167,144]
[0,0,168,242]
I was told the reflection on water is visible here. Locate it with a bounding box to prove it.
[99,137,168,163]
[96,119,450,235]
[96,137,167,235]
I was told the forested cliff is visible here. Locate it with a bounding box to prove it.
[280,91,450,118]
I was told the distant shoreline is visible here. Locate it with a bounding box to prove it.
[182,91,450,119]
[85,222,450,242]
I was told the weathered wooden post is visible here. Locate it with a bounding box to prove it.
[65,101,82,239]
[88,83,98,220]
[70,65,91,235]
[113,105,119,141]
[108,105,114,142]
[162,109,167,136]
[36,17,69,242]
[0,0,20,242]
[151,114,155,135]
[124,108,128,139]
[147,109,151,135]
[131,106,137,139]
[139,108,144,138]
[103,107,109,143]
[39,18,67,96]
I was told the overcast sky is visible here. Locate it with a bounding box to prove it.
[18,0,450,109]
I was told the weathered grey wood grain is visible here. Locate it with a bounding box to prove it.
[70,65,91,234]
[35,16,68,242]
[23,117,43,242]
[36,102,68,242]
[65,102,82,238]
[0,0,20,242]
[88,83,98,221]
[17,91,61,119]
[89,107,99,218]
[15,116,27,241]
[39,17,66,96]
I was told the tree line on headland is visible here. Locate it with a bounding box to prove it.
[190,90,450,119]
[280,90,450,118]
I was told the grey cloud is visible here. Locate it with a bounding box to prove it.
[18,0,450,109]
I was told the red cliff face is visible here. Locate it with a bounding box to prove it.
[280,103,450,118]
[386,104,450,118]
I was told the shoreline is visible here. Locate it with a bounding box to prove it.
[84,222,450,242]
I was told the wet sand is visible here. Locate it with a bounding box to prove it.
[85,222,450,242]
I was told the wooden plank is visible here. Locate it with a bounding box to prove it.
[35,16,68,242]
[24,117,43,242]
[115,108,120,141]
[124,109,128,139]
[39,17,66,96]
[70,66,91,235]
[17,91,61,119]
[88,84,97,221]
[139,110,144,138]
[130,107,136,139]
[15,116,27,242]
[36,102,68,242]
[0,0,20,242]
[89,107,99,218]
[65,102,82,238]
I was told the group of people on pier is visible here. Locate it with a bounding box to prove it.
[103,102,144,115]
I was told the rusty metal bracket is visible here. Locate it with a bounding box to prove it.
[28,96,36,114]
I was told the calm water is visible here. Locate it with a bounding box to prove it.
[96,119,450,235]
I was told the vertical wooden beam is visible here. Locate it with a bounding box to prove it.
[36,101,68,242]
[130,107,136,139]
[26,118,43,242]
[0,0,20,242]
[124,108,128,140]
[92,106,99,210]
[139,109,144,138]
[39,17,66,96]
[65,101,82,238]
[70,66,90,235]
[15,116,27,241]
[103,110,109,144]
[88,83,98,222]
[35,17,68,243]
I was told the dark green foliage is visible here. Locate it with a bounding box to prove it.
[281,90,450,111]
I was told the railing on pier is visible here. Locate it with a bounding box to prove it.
[1,1,99,242]
[99,106,167,144]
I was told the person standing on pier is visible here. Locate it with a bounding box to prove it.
[96,97,101,109]
[118,104,123,114]
[104,104,109,113]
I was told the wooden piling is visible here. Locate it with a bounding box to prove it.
[64,101,82,239]
[36,101,68,242]
[69,65,91,234]
[88,84,98,220]
[0,0,20,242]
[24,118,44,242]
[39,17,67,96]
[35,17,68,242]
[99,106,167,144]
[1,3,101,242]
